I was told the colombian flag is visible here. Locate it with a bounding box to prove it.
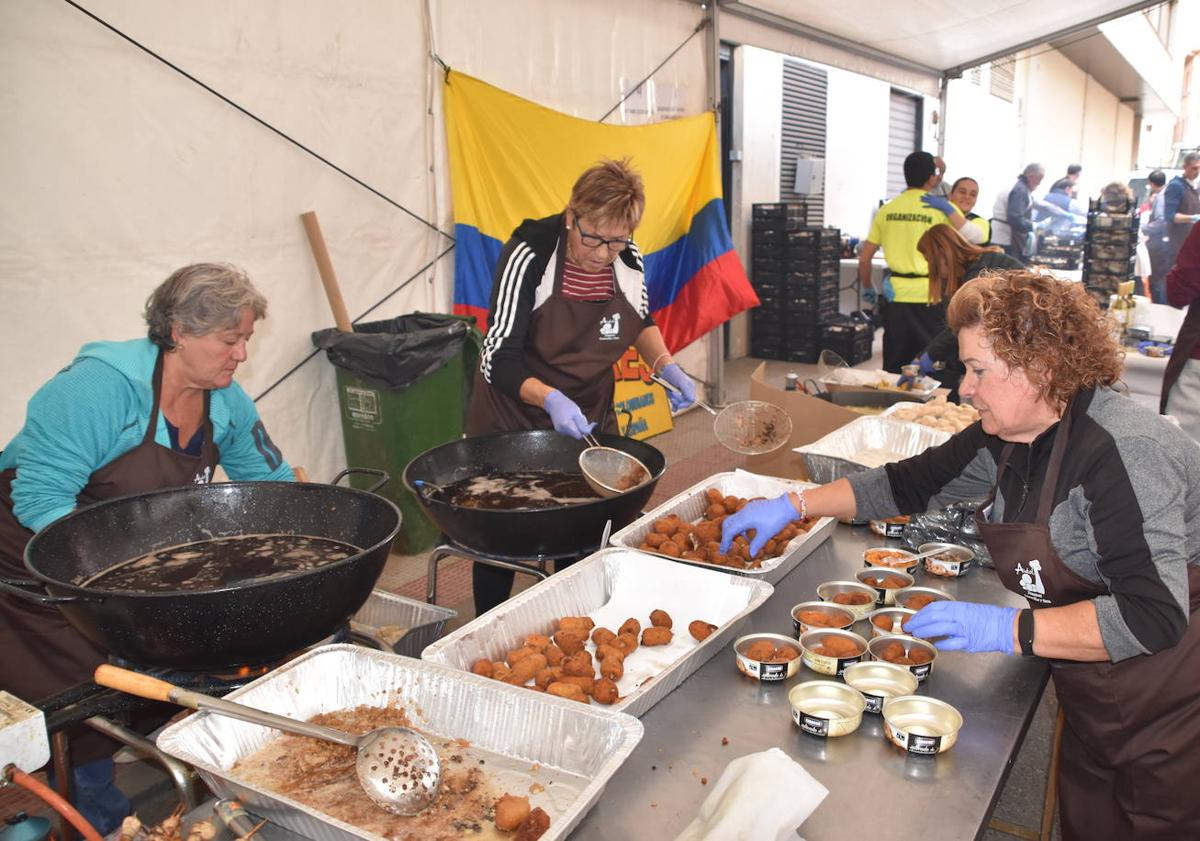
[444,72,757,352]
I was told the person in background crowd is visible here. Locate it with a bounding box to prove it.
[857,151,965,371]
[1162,223,1200,444]
[0,263,294,832]
[901,225,1023,398]
[464,158,692,615]
[1142,170,1170,303]
[945,176,989,244]
[1163,151,1200,268]
[991,163,1045,264]
[1044,163,1082,211]
[727,270,1200,841]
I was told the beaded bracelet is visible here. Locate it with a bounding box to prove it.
[651,352,673,373]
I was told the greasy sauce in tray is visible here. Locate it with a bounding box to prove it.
[79,534,360,592]
[442,470,600,510]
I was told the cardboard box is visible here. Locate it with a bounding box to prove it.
[746,362,858,480]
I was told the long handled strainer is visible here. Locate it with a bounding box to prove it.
[578,431,652,498]
[95,664,442,816]
[647,372,793,456]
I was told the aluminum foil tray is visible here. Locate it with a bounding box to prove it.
[608,469,835,584]
[818,367,938,400]
[156,645,641,841]
[794,416,951,484]
[350,589,455,658]
[422,548,773,718]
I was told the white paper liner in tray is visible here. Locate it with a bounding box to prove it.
[422,548,772,718]
[608,469,835,584]
[156,645,640,841]
[793,415,951,484]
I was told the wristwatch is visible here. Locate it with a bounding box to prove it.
[1018,609,1036,657]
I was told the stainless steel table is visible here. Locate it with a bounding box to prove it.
[569,523,1049,841]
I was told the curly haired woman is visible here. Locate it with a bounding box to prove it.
[724,270,1200,840]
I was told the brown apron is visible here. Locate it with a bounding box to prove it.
[0,351,219,762]
[466,227,645,437]
[1167,180,1200,261]
[975,407,1200,840]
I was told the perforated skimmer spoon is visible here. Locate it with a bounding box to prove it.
[578,433,652,498]
[94,664,442,815]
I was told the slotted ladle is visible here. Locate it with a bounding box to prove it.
[94,664,442,816]
[578,432,652,498]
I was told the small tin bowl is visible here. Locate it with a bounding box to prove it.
[734,633,803,682]
[856,568,915,606]
[799,628,868,676]
[883,695,964,755]
[788,680,866,737]
[843,661,919,715]
[863,546,919,575]
[815,580,877,620]
[868,634,938,682]
[866,606,918,638]
[791,601,856,636]
[895,585,956,613]
[919,541,975,578]
[869,516,910,539]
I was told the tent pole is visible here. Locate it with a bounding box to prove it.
[706,0,726,405]
[937,75,949,159]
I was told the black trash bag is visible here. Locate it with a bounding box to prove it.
[312,313,476,391]
[900,499,993,568]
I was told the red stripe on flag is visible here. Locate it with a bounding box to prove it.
[652,250,759,352]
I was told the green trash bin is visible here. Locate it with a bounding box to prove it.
[313,313,482,554]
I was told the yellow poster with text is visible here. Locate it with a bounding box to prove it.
[612,347,674,440]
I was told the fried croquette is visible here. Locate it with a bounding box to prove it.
[832,591,873,606]
[523,634,552,651]
[553,629,586,655]
[591,627,616,647]
[619,618,641,638]
[905,594,937,611]
[596,643,625,663]
[494,794,531,832]
[862,575,905,588]
[653,518,679,535]
[514,807,551,841]
[688,620,718,641]
[543,644,565,666]
[534,667,562,690]
[557,675,594,695]
[908,647,933,665]
[599,656,623,681]
[592,678,619,705]
[561,652,594,677]
[559,616,595,633]
[546,682,588,703]
[645,532,667,547]
[614,632,639,654]
[471,658,494,677]
[641,626,673,646]
[878,642,907,662]
[745,640,777,661]
[649,609,673,628]
[766,645,800,663]
[798,609,847,628]
[659,540,682,557]
[506,653,547,685]
[507,646,538,667]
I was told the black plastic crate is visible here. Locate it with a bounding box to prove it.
[750,339,787,360]
[784,345,821,364]
[1087,228,1136,246]
[822,318,873,342]
[752,286,786,310]
[1085,241,1135,261]
[786,260,840,280]
[753,202,808,225]
[752,255,787,275]
[752,228,791,246]
[821,336,873,366]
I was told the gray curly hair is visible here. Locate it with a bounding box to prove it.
[144,263,267,350]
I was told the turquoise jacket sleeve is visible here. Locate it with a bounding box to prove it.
[9,359,139,532]
[213,381,294,483]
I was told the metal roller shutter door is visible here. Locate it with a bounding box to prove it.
[886,90,921,199]
[779,59,828,225]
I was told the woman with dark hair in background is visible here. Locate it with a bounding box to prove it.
[899,225,1022,398]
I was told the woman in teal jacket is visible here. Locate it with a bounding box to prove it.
[0,263,293,832]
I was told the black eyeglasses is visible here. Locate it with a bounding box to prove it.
[575,218,634,252]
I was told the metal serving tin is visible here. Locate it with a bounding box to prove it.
[842,662,919,714]
[790,601,855,636]
[734,633,803,681]
[799,628,868,677]
[815,580,877,621]
[868,634,938,682]
[862,546,919,575]
[918,541,975,578]
[788,680,866,737]
[866,607,918,638]
[895,585,955,612]
[869,516,910,539]
[350,589,456,658]
[156,645,643,841]
[608,470,836,584]
[883,695,964,755]
[855,568,915,606]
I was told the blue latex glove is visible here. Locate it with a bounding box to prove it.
[898,352,937,387]
[903,601,1019,654]
[659,362,695,411]
[861,287,878,306]
[720,494,800,557]
[920,193,955,216]
[543,390,596,439]
[881,275,895,301]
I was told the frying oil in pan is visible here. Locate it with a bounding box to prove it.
[442,470,600,510]
[79,533,361,593]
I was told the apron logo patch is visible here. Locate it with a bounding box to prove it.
[1016,559,1049,602]
[193,466,212,485]
[599,313,622,341]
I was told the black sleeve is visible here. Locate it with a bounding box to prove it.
[479,237,543,400]
[924,328,957,363]
[885,422,994,513]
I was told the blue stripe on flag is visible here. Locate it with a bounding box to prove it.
[453,223,504,311]
[643,198,736,312]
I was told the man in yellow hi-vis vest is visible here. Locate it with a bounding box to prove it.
[857,151,965,372]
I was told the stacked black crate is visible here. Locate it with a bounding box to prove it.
[1034,232,1084,271]
[821,316,873,365]
[749,202,840,363]
[1082,196,1138,310]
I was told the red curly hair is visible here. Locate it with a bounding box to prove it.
[946,271,1123,410]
